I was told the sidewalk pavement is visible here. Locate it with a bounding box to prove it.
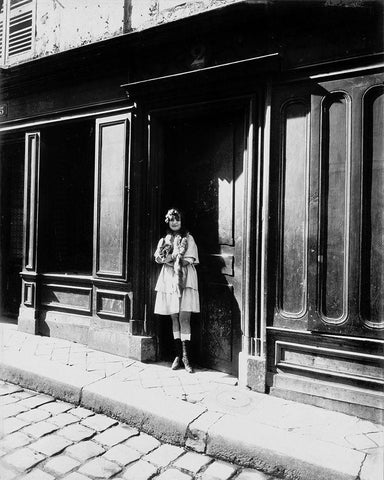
[0,322,383,480]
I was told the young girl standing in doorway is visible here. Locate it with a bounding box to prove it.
[154,208,200,373]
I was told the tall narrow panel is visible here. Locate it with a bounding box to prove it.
[279,102,308,316]
[361,88,384,328]
[98,121,127,276]
[217,126,234,246]
[24,132,39,271]
[320,94,349,321]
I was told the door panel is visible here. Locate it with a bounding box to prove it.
[270,85,311,331]
[269,73,384,339]
[94,114,131,280]
[160,107,247,374]
[202,282,235,372]
[278,100,309,319]
[319,93,350,323]
[361,86,384,330]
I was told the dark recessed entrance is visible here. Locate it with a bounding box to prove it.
[151,103,249,375]
[0,133,25,319]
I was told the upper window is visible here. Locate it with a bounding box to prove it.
[0,0,35,65]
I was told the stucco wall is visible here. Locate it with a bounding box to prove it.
[5,0,242,64]
[0,0,243,66]
[131,0,242,30]
[34,0,125,57]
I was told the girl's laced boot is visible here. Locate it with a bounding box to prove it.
[171,338,182,370]
[182,340,194,374]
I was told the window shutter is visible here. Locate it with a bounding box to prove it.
[7,0,34,59]
[0,2,4,62]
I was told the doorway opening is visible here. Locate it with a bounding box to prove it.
[0,132,25,319]
[151,103,249,375]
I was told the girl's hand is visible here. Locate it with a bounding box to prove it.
[164,255,174,264]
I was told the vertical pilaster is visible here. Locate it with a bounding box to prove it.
[18,132,40,334]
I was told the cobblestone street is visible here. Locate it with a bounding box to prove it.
[0,381,276,480]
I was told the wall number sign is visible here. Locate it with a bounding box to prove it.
[0,104,8,117]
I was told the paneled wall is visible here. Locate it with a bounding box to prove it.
[267,71,384,420]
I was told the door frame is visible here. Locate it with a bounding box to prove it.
[145,95,260,373]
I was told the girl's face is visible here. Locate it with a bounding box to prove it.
[169,216,181,232]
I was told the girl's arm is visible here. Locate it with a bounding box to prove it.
[182,234,199,265]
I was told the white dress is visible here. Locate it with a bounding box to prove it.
[154,233,200,315]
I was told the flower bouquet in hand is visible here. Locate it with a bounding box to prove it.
[158,234,173,262]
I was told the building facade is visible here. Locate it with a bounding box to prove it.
[0,0,383,423]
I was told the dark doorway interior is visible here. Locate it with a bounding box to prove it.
[0,133,25,318]
[155,105,246,375]
[39,120,95,274]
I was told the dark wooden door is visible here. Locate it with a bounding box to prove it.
[266,73,384,416]
[268,72,384,338]
[158,106,247,375]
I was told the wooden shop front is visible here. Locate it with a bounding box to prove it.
[0,1,382,421]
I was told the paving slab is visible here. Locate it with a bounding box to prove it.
[122,459,158,479]
[124,433,161,454]
[0,351,103,404]
[143,443,184,467]
[102,444,141,465]
[80,413,118,432]
[62,473,92,480]
[78,457,122,478]
[360,448,384,480]
[0,383,22,396]
[2,417,30,434]
[92,424,138,447]
[65,440,106,461]
[0,463,19,480]
[39,401,73,415]
[200,460,238,480]
[16,407,51,423]
[29,434,72,456]
[20,469,55,480]
[155,468,193,479]
[44,455,81,476]
[1,402,29,418]
[186,410,223,452]
[2,447,45,471]
[81,378,206,445]
[58,423,96,442]
[69,406,94,419]
[21,421,59,438]
[206,414,366,480]
[0,431,31,451]
[173,451,212,473]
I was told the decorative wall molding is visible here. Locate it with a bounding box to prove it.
[41,283,92,314]
[96,289,130,319]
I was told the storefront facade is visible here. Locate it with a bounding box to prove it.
[0,1,383,422]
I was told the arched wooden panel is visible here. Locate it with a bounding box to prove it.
[361,87,384,330]
[278,101,309,318]
[319,93,350,323]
